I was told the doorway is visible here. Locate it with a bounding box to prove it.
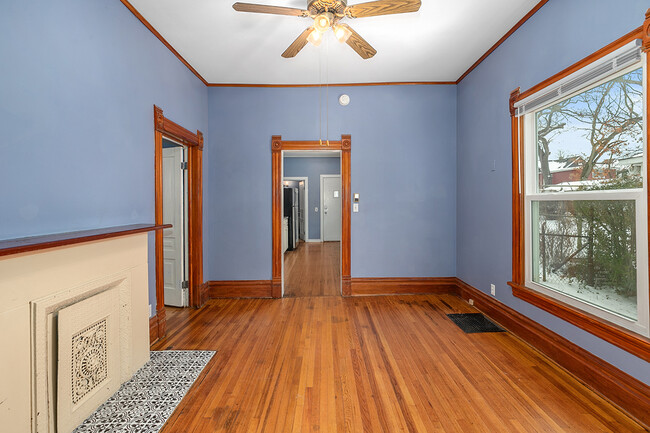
[152,106,204,340]
[162,139,189,307]
[271,135,351,298]
[283,155,341,297]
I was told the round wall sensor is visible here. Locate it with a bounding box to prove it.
[339,94,350,106]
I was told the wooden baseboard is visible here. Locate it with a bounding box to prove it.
[156,308,166,340]
[199,281,209,306]
[350,277,458,296]
[208,280,273,298]
[149,314,159,345]
[454,278,650,428]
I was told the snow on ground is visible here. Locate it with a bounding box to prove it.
[536,273,637,320]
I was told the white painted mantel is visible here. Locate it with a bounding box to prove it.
[0,230,153,433]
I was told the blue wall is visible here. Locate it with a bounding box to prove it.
[206,85,457,280]
[284,157,341,240]
[456,0,649,384]
[0,0,208,314]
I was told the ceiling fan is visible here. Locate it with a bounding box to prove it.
[232,0,421,59]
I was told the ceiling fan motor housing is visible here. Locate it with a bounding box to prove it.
[308,0,347,17]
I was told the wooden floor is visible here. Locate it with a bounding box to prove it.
[283,241,340,297]
[153,295,646,433]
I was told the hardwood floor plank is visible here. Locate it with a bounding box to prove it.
[284,241,340,297]
[153,295,647,433]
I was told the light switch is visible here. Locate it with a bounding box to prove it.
[334,190,339,198]
[354,193,360,203]
[353,203,359,213]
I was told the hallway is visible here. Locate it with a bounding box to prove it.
[284,241,340,297]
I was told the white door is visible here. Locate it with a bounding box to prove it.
[162,145,187,307]
[298,181,306,240]
[322,176,341,241]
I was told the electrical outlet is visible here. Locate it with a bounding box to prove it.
[490,284,496,296]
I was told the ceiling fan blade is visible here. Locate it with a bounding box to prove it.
[339,24,376,59]
[282,27,314,58]
[232,2,308,17]
[345,0,421,18]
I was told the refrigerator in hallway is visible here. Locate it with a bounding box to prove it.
[283,187,299,250]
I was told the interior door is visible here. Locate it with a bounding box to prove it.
[162,145,186,307]
[322,176,341,241]
[298,181,306,240]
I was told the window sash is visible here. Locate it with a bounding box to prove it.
[524,194,649,336]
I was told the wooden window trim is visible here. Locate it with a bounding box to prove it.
[153,106,205,339]
[271,136,351,298]
[508,10,650,361]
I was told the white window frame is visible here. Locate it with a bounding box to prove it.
[522,60,650,337]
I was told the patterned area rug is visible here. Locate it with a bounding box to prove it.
[73,350,215,433]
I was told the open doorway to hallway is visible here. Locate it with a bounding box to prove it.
[162,138,189,307]
[282,151,341,297]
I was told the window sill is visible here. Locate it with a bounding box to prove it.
[509,281,650,362]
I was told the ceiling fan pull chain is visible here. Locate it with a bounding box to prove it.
[319,42,323,146]
[326,33,330,146]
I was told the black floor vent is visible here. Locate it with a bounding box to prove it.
[447,313,506,334]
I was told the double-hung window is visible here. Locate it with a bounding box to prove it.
[510,37,650,352]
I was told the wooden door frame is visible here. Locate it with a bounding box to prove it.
[272,135,351,297]
[154,106,205,339]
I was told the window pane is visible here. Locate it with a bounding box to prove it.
[535,67,644,193]
[531,200,637,319]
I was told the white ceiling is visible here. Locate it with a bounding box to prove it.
[128,0,541,84]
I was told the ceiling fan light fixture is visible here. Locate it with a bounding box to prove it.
[307,28,323,46]
[333,25,352,43]
[313,12,334,33]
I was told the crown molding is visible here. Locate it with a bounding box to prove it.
[119,0,208,86]
[455,0,549,84]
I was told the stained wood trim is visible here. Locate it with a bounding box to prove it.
[456,279,650,428]
[341,135,351,296]
[278,140,341,150]
[456,0,550,83]
[149,314,160,345]
[207,81,456,88]
[157,308,167,341]
[643,9,650,53]
[198,281,209,306]
[510,282,650,363]
[272,135,351,298]
[208,280,273,298]
[154,106,205,342]
[510,88,524,285]
[0,224,168,257]
[350,277,458,296]
[508,11,650,362]
[154,105,203,148]
[119,0,208,86]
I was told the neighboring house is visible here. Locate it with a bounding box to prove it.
[541,156,616,188]
[617,151,644,176]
